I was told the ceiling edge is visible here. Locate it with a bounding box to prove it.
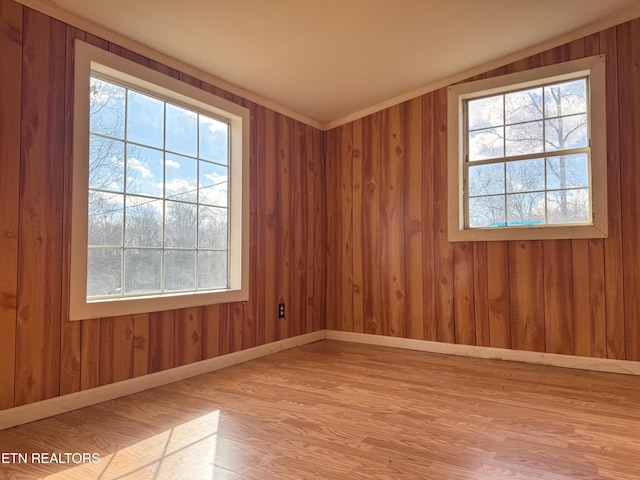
[323,2,640,131]
[13,0,325,130]
[12,0,640,132]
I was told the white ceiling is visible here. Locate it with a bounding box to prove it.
[30,0,640,126]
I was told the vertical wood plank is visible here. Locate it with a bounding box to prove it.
[264,108,278,343]
[313,126,326,332]
[404,97,424,340]
[324,128,337,330]
[59,24,85,396]
[292,121,307,336]
[473,242,490,347]
[421,92,436,341]
[571,240,592,356]
[589,239,607,358]
[600,26,625,360]
[255,105,267,346]
[230,302,243,353]
[543,241,574,355]
[202,304,220,359]
[218,304,231,355]
[487,242,511,349]
[453,242,476,346]
[510,241,545,352]
[15,9,66,405]
[380,104,405,338]
[277,114,293,339]
[433,88,455,343]
[132,313,149,377]
[340,123,354,332]
[148,311,174,373]
[0,0,22,411]
[351,119,365,333]
[173,307,202,367]
[618,19,640,361]
[362,113,382,334]
[99,315,134,385]
[80,319,100,390]
[243,99,259,348]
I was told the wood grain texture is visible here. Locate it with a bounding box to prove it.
[15,8,66,406]
[59,25,85,397]
[0,0,22,411]
[543,241,574,355]
[600,26,625,361]
[487,242,510,349]
[3,1,640,413]
[3,341,640,480]
[421,92,436,342]
[361,112,382,335]
[324,23,640,365]
[339,122,354,332]
[618,18,640,362]
[351,119,365,334]
[380,105,405,337]
[404,97,424,340]
[432,88,454,344]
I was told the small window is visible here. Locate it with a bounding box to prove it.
[448,55,607,241]
[70,41,250,320]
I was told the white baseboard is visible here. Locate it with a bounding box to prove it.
[325,330,640,376]
[4,329,639,430]
[0,331,325,431]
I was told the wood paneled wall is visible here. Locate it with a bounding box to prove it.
[325,18,640,362]
[0,1,326,411]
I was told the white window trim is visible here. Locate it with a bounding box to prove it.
[70,40,250,321]
[447,54,607,242]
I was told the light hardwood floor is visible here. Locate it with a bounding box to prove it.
[1,340,640,479]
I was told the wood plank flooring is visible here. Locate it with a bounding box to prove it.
[1,340,640,479]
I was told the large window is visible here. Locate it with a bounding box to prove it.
[447,55,607,241]
[70,41,249,320]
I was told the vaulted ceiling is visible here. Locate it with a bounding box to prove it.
[21,0,640,128]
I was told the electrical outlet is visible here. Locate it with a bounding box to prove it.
[278,303,285,318]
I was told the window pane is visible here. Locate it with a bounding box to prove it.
[506,192,545,224]
[505,121,543,156]
[90,78,125,139]
[165,250,196,291]
[468,127,504,161]
[199,115,228,165]
[124,249,162,294]
[90,136,124,192]
[505,87,543,124]
[544,79,587,118]
[88,192,123,246]
[127,90,164,148]
[125,196,163,247]
[468,196,505,227]
[165,201,196,248]
[546,154,589,189]
[126,145,164,197]
[468,163,504,196]
[87,248,122,297]
[506,158,545,193]
[545,114,588,152]
[468,95,503,131]
[198,206,228,249]
[198,251,228,289]
[165,153,197,202]
[166,103,197,157]
[199,161,228,207]
[547,189,589,224]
